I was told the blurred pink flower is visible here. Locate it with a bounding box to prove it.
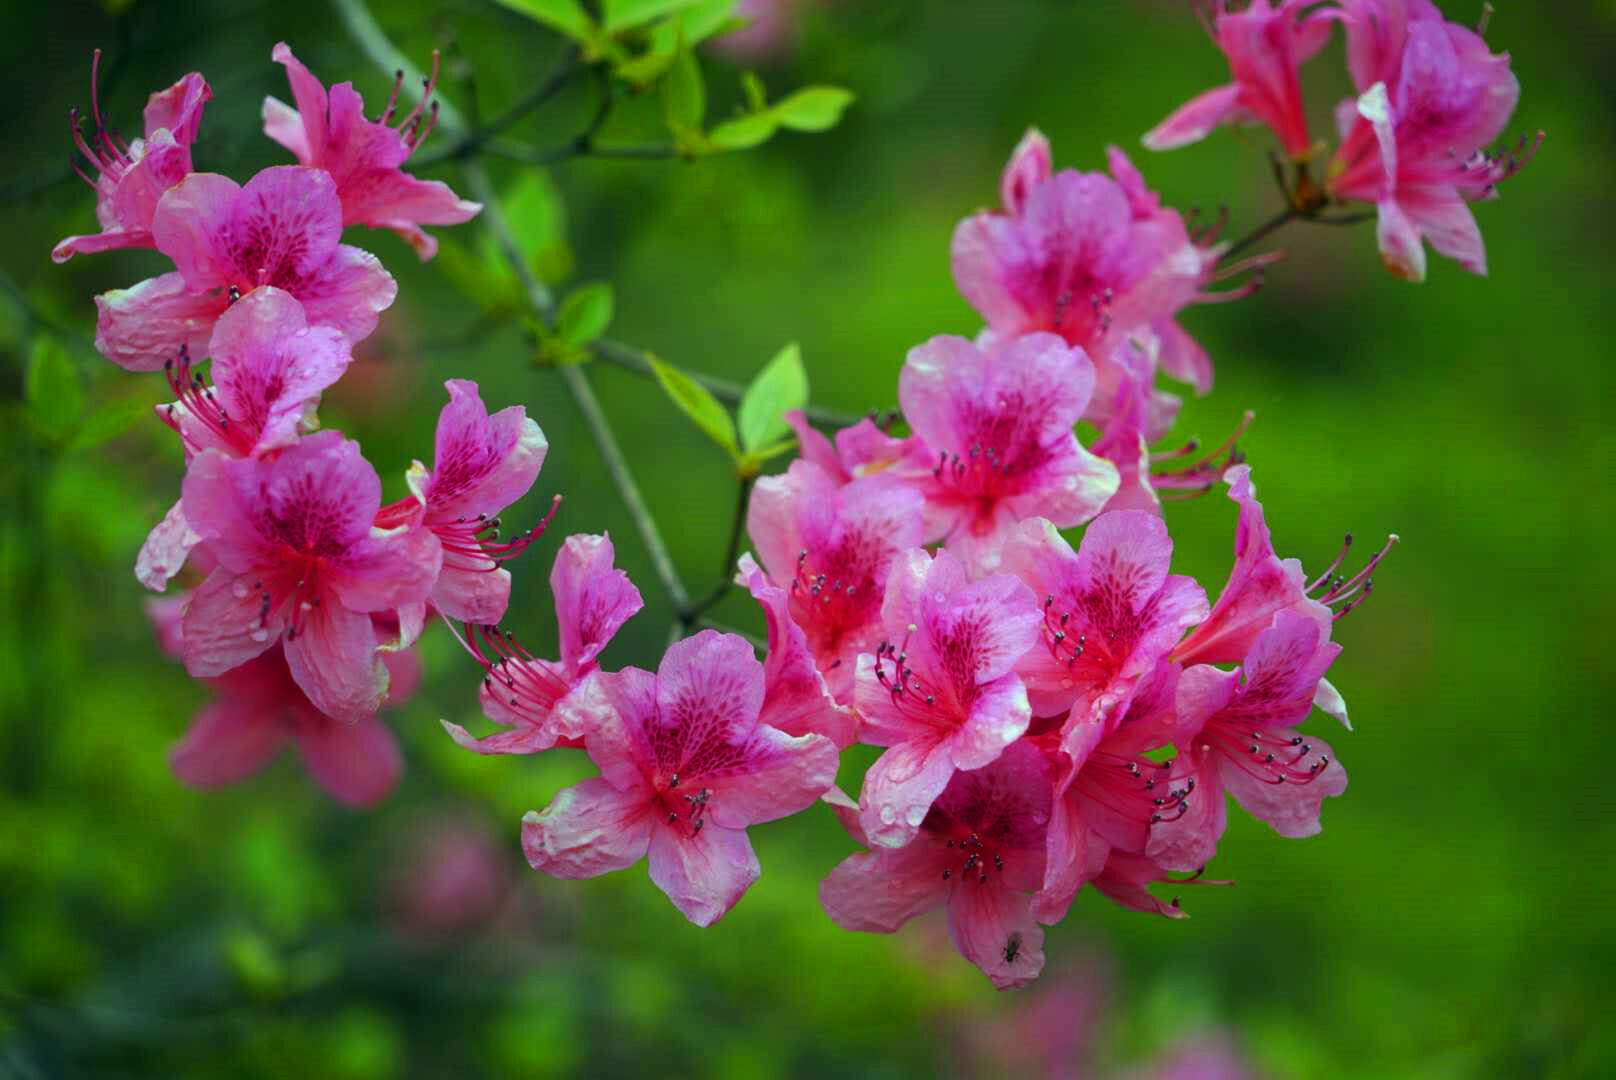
[523,631,838,926]
[386,815,516,940]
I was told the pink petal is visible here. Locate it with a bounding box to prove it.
[1092,851,1188,919]
[284,599,388,722]
[136,498,201,592]
[1000,127,1052,216]
[738,554,856,748]
[948,884,1046,990]
[570,668,660,790]
[181,566,284,677]
[646,821,761,927]
[341,170,482,261]
[52,226,154,264]
[1155,318,1214,396]
[1143,83,1245,151]
[380,642,423,704]
[522,777,654,878]
[169,700,285,787]
[857,737,959,849]
[294,712,403,807]
[819,841,950,933]
[286,243,397,345]
[1031,777,1110,924]
[268,43,328,158]
[950,213,1036,333]
[705,722,839,829]
[151,172,240,289]
[143,72,211,145]
[262,96,311,162]
[423,379,549,521]
[330,522,442,615]
[1400,183,1487,276]
[145,593,188,659]
[783,410,846,481]
[429,564,512,624]
[232,165,344,281]
[1375,196,1427,281]
[94,270,225,372]
[1219,731,1347,837]
[745,458,834,585]
[952,675,1033,771]
[1146,752,1226,873]
[552,532,643,674]
[653,629,766,754]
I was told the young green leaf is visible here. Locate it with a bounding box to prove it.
[737,342,808,453]
[67,394,155,453]
[557,283,615,347]
[26,336,84,441]
[662,36,706,138]
[708,111,778,150]
[491,0,595,41]
[741,71,768,113]
[602,0,705,33]
[649,356,738,458]
[771,86,855,132]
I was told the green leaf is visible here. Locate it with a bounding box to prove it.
[737,435,798,476]
[476,172,573,289]
[649,357,737,458]
[771,86,855,132]
[491,0,595,41]
[603,0,706,33]
[646,0,739,51]
[708,111,778,150]
[741,71,768,112]
[737,342,807,453]
[25,337,83,441]
[67,394,154,453]
[615,49,678,87]
[557,283,614,347]
[662,37,706,138]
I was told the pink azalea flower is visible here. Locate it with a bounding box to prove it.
[853,547,1041,848]
[1091,850,1197,920]
[385,816,517,942]
[1001,512,1207,723]
[1150,611,1348,871]
[442,532,643,755]
[136,287,355,592]
[744,459,925,703]
[263,43,480,260]
[819,740,1053,990]
[522,631,839,927]
[899,333,1118,571]
[377,379,551,624]
[783,410,931,487]
[179,430,440,721]
[151,601,419,807]
[94,165,397,371]
[950,136,1215,426]
[1032,660,1195,923]
[54,53,211,263]
[1327,2,1537,280]
[1143,0,1334,160]
[1173,465,1395,667]
[736,553,858,747]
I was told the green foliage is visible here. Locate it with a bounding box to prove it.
[649,356,738,459]
[736,342,807,472]
[557,283,615,347]
[24,336,82,443]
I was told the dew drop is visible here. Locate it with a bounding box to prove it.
[878,804,897,826]
[231,581,251,599]
[1060,677,1074,689]
[933,591,946,603]
[904,805,926,827]
[249,627,271,643]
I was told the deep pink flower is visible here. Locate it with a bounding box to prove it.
[263,43,480,260]
[379,379,550,624]
[1090,850,1197,920]
[136,287,356,592]
[443,532,643,755]
[899,333,1118,570]
[1032,660,1194,923]
[1173,465,1394,668]
[736,553,858,748]
[152,601,418,807]
[951,136,1215,428]
[95,165,396,371]
[744,460,925,703]
[1150,611,1348,871]
[54,54,211,263]
[522,631,839,927]
[179,430,440,721]
[820,740,1053,990]
[1327,3,1536,280]
[853,547,1041,848]
[1002,512,1207,724]
[1143,0,1334,160]
[783,410,931,488]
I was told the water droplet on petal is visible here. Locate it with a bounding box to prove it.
[249,627,271,643]
[1060,677,1074,689]
[933,591,946,603]
[231,581,250,599]
[905,805,925,827]
[878,804,897,825]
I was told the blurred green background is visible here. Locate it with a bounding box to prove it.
[2,1,1612,1076]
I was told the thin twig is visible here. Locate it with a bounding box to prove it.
[1219,207,1298,263]
[412,48,584,167]
[681,475,753,625]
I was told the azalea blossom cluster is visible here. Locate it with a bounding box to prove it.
[54,0,1534,994]
[57,44,569,805]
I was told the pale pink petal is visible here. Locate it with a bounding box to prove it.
[653,630,766,755]
[746,458,834,584]
[552,532,642,674]
[327,522,442,615]
[1219,732,1347,837]
[1313,676,1350,730]
[739,554,856,747]
[819,842,950,933]
[950,214,1035,333]
[947,884,1046,990]
[429,565,511,623]
[291,243,397,345]
[1401,183,1486,276]
[1000,127,1052,215]
[1375,197,1427,281]
[1092,851,1188,919]
[424,379,548,522]
[262,95,311,161]
[646,822,760,927]
[284,600,388,722]
[342,170,482,261]
[951,675,1032,771]
[858,737,959,848]
[143,72,211,145]
[1143,83,1245,151]
[181,566,285,677]
[1147,753,1226,873]
[294,713,403,807]
[268,43,328,157]
[784,410,846,481]
[151,172,240,289]
[521,777,654,878]
[136,498,201,592]
[1155,318,1214,396]
[94,271,225,372]
[169,700,285,787]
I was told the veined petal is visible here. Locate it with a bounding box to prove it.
[294,712,403,807]
[522,778,654,878]
[169,699,285,788]
[646,822,760,927]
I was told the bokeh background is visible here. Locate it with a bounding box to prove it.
[3,1,1613,1076]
